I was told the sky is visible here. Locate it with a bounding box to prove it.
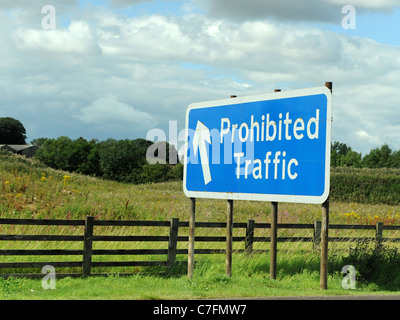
[1,0,400,156]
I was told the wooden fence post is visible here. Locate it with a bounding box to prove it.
[376,221,383,247]
[245,220,255,254]
[313,220,322,249]
[167,218,179,269]
[83,216,94,277]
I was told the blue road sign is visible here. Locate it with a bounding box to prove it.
[183,87,332,204]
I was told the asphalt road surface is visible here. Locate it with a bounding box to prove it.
[239,295,400,300]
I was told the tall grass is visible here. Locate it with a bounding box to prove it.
[2,152,400,294]
[1,151,400,223]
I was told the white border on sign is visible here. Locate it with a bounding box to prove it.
[183,86,332,204]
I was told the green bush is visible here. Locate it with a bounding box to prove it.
[330,167,400,205]
[35,137,100,175]
[138,163,176,184]
[331,240,400,290]
[34,137,181,185]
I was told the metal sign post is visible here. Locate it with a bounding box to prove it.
[320,81,332,289]
[188,197,195,279]
[270,201,278,280]
[321,198,329,289]
[226,95,237,277]
[226,199,234,276]
[270,89,281,281]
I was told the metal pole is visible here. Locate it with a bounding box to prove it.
[226,199,234,276]
[320,81,332,289]
[188,197,196,279]
[320,199,329,289]
[270,201,278,280]
[270,88,281,280]
[225,94,237,277]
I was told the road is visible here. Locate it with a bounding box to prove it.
[236,295,400,300]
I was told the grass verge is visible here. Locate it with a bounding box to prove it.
[2,153,400,299]
[2,251,400,300]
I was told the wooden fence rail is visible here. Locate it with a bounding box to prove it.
[1,217,399,278]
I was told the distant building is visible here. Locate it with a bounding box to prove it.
[0,145,39,158]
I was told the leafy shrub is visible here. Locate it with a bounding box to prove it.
[138,163,176,184]
[330,167,400,205]
[34,137,181,185]
[332,240,400,290]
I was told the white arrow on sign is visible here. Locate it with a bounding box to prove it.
[193,120,212,185]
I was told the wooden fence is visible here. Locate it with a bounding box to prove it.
[1,217,400,278]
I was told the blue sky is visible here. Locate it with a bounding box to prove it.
[356,10,400,46]
[314,8,400,46]
[1,0,400,155]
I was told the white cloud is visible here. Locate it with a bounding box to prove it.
[97,14,193,61]
[0,2,399,155]
[76,94,158,130]
[13,21,101,55]
[356,130,381,144]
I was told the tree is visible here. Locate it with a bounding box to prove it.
[340,150,362,167]
[31,137,49,147]
[0,117,27,144]
[35,137,100,175]
[146,140,179,165]
[362,144,392,168]
[84,140,102,176]
[35,136,73,170]
[98,138,179,183]
[171,162,183,180]
[390,150,400,168]
[331,141,361,167]
[34,136,181,184]
[98,139,146,182]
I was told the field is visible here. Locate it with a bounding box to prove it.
[1,151,400,299]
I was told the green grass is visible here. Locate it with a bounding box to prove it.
[2,254,398,300]
[1,151,400,224]
[3,252,400,300]
[2,152,400,299]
